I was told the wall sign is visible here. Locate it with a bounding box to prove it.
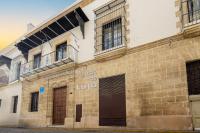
[39,87,45,94]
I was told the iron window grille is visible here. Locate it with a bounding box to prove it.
[30,92,39,112]
[102,18,122,50]
[94,0,127,54]
[182,0,200,27]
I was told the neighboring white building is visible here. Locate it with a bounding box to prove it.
[0,45,25,126]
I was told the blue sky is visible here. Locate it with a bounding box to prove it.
[0,0,76,49]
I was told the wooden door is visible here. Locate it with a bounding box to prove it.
[53,87,67,125]
[99,74,126,126]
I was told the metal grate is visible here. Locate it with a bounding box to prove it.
[181,0,200,28]
[95,0,127,54]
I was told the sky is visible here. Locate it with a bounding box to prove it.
[0,0,76,50]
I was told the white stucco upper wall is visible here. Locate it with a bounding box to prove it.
[129,0,179,47]
[24,0,180,63]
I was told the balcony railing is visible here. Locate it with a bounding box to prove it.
[20,45,78,77]
[182,0,200,28]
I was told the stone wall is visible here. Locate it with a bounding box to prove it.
[19,34,200,130]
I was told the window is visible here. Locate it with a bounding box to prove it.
[76,104,82,122]
[33,53,41,69]
[102,18,122,50]
[186,60,200,95]
[30,92,39,112]
[12,96,18,113]
[187,0,200,22]
[14,62,21,80]
[56,43,67,61]
[0,99,2,108]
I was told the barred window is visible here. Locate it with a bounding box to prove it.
[187,0,200,22]
[102,18,122,50]
[30,92,39,112]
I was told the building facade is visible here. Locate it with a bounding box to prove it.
[0,45,25,126]
[2,0,199,130]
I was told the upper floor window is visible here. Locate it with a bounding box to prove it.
[0,99,2,108]
[187,0,200,22]
[102,18,122,50]
[33,53,41,69]
[14,62,21,80]
[94,0,126,54]
[30,92,39,112]
[56,43,67,61]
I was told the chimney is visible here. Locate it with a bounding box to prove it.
[27,23,35,32]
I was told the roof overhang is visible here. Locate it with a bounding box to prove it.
[0,55,12,69]
[15,7,89,60]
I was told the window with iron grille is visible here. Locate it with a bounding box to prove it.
[94,0,126,54]
[30,92,39,112]
[56,43,67,61]
[186,60,200,95]
[187,0,200,22]
[102,18,122,50]
[12,96,18,113]
[33,53,41,69]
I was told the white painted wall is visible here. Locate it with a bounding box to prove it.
[0,82,22,126]
[128,0,179,47]
[26,0,179,63]
[0,47,23,126]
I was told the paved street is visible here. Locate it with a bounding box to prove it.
[0,128,147,133]
[0,127,199,133]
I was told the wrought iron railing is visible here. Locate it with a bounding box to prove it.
[181,0,200,28]
[20,45,78,77]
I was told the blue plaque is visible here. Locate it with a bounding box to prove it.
[39,87,45,94]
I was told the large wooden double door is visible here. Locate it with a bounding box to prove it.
[53,87,67,125]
